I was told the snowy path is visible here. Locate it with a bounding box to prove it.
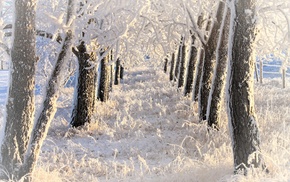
[37,63,233,181]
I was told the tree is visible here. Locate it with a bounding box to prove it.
[164,57,168,73]
[71,42,97,127]
[169,53,175,81]
[174,40,182,82]
[227,0,266,174]
[177,37,186,88]
[97,50,110,102]
[207,1,230,129]
[114,58,121,85]
[184,33,198,96]
[1,0,37,179]
[198,2,225,121]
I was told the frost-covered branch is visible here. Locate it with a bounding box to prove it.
[186,8,206,46]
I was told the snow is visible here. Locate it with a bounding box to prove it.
[1,60,290,181]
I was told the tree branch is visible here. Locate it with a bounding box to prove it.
[3,24,62,43]
[186,8,206,46]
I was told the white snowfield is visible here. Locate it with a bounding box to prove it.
[0,63,289,181]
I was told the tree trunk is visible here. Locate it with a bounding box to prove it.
[109,50,113,91]
[114,58,120,85]
[169,53,175,81]
[199,2,225,121]
[97,51,110,102]
[192,15,206,101]
[71,41,97,127]
[20,30,73,179]
[174,41,182,82]
[0,0,37,180]
[177,37,186,88]
[164,58,168,73]
[184,35,198,96]
[207,2,230,129]
[228,0,265,174]
[193,49,204,101]
[120,65,124,80]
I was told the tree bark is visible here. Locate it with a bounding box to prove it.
[169,53,175,81]
[164,58,168,73]
[174,40,182,82]
[109,50,113,91]
[114,58,120,85]
[228,0,266,174]
[177,37,186,88]
[97,51,110,102]
[192,15,206,101]
[207,2,230,129]
[120,65,124,80]
[199,2,225,121]
[0,0,37,180]
[193,49,204,101]
[184,34,197,96]
[71,42,97,127]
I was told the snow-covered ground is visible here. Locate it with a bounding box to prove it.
[0,63,289,181]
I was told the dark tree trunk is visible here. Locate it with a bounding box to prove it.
[71,42,97,127]
[193,49,204,101]
[1,1,37,179]
[120,65,124,80]
[169,53,175,81]
[164,58,168,73]
[207,4,230,129]
[192,15,206,102]
[114,58,120,85]
[184,34,198,96]
[109,50,113,91]
[199,3,225,121]
[98,51,110,102]
[174,40,182,82]
[177,38,186,88]
[110,65,113,91]
[228,0,266,174]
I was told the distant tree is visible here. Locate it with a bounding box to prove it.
[177,37,186,88]
[109,49,113,91]
[191,15,208,102]
[120,64,124,80]
[169,53,175,81]
[164,57,168,73]
[97,50,110,102]
[227,0,266,174]
[184,33,198,97]
[174,39,182,82]
[114,58,121,85]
